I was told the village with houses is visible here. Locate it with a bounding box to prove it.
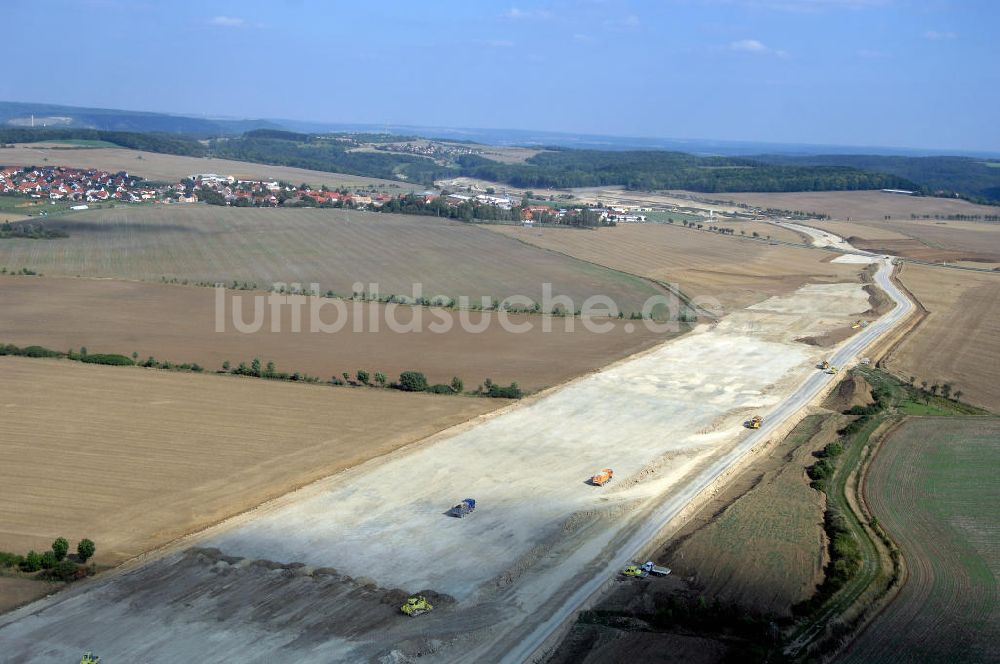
[0,163,656,226]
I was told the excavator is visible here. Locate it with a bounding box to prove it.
[819,360,839,374]
[590,468,614,486]
[80,654,101,664]
[746,415,763,429]
[401,595,433,616]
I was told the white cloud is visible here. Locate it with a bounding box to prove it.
[503,7,553,20]
[485,39,516,48]
[573,33,594,42]
[208,15,246,28]
[924,30,957,41]
[730,38,788,56]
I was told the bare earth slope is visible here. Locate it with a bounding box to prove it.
[0,357,497,563]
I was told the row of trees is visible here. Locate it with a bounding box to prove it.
[906,376,963,402]
[1,537,96,582]
[220,360,522,399]
[0,220,68,240]
[0,344,205,373]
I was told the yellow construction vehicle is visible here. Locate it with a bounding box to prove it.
[825,366,839,375]
[746,415,763,429]
[851,320,861,329]
[590,468,614,486]
[820,360,830,370]
[80,654,101,664]
[401,595,433,616]
[622,564,648,578]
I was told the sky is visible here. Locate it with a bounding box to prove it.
[3,0,999,152]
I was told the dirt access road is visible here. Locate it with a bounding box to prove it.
[0,234,913,663]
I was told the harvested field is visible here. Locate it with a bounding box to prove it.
[0,206,662,312]
[659,411,843,616]
[0,276,671,391]
[0,578,52,615]
[840,417,1000,664]
[797,218,1000,263]
[707,190,1000,222]
[885,264,1000,412]
[0,356,498,564]
[690,218,808,244]
[487,223,860,311]
[0,144,406,190]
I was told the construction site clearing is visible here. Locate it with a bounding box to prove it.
[0,256,886,663]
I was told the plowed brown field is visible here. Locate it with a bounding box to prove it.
[887,264,1000,412]
[0,276,671,391]
[0,357,498,563]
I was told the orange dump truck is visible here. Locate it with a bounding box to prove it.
[591,468,614,486]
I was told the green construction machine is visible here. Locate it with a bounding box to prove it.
[80,653,101,664]
[401,595,433,617]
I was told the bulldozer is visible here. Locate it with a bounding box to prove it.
[820,360,830,370]
[80,654,101,664]
[401,595,433,616]
[590,468,614,486]
[825,366,839,375]
[746,415,763,429]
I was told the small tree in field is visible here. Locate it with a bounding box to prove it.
[356,369,370,385]
[52,537,69,561]
[398,371,428,392]
[450,376,464,394]
[374,372,387,387]
[21,551,42,572]
[77,539,96,563]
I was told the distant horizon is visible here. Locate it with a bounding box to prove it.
[3,1,998,154]
[4,98,999,160]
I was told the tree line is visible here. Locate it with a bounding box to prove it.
[1,537,96,582]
